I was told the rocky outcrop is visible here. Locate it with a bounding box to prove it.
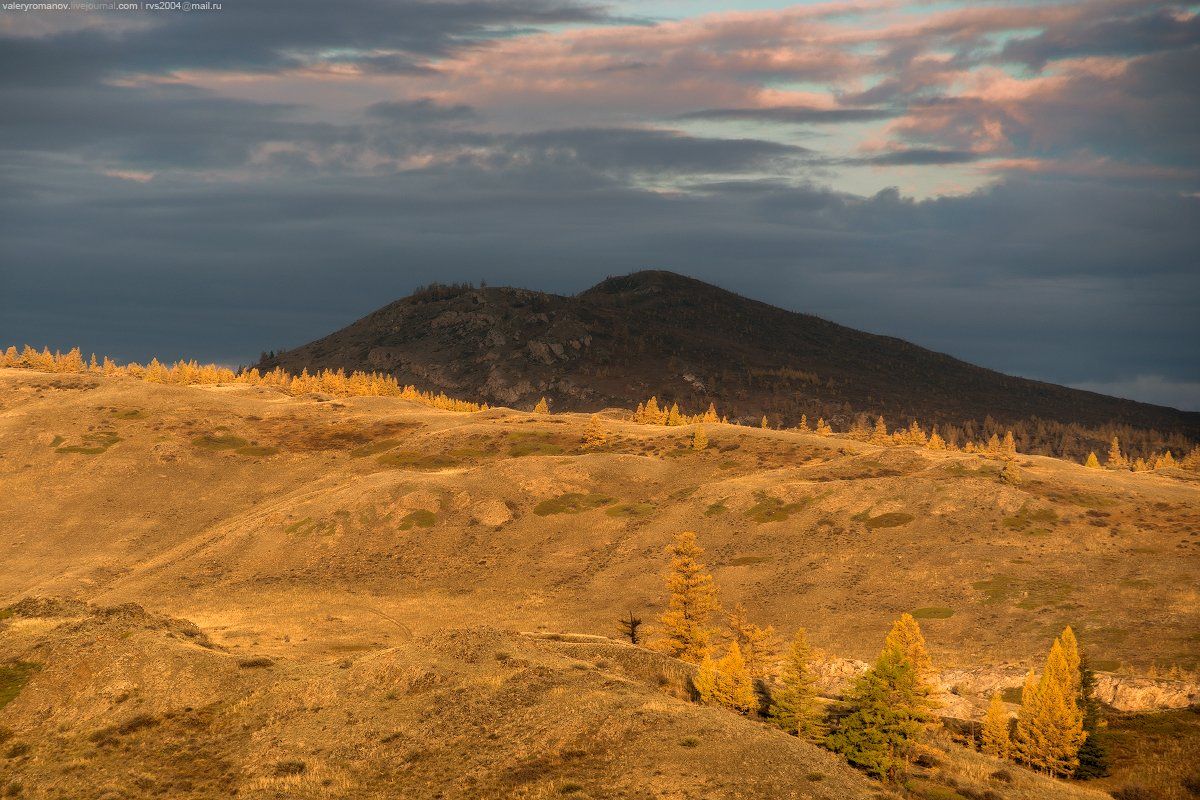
[811,657,1199,717]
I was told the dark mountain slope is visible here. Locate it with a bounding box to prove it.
[258,270,1199,454]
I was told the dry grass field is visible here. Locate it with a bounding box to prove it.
[1,368,1197,798]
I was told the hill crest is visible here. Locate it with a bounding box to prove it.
[258,270,1199,457]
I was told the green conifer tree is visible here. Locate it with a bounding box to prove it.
[1073,653,1110,779]
[769,629,818,737]
[827,644,927,783]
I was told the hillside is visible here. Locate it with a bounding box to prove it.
[1,368,1198,796]
[257,271,1200,457]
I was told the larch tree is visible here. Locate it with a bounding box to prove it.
[533,396,549,414]
[644,396,662,425]
[797,414,810,433]
[1013,638,1086,777]
[726,604,778,682]
[883,613,935,707]
[1058,626,1081,696]
[870,416,890,445]
[1012,670,1041,768]
[582,414,610,449]
[827,643,928,783]
[769,628,818,737]
[907,421,927,446]
[1001,459,1023,485]
[1106,436,1126,468]
[667,402,685,426]
[986,433,1002,456]
[927,429,946,450]
[694,641,758,714]
[981,693,1011,758]
[1085,452,1101,469]
[692,425,708,451]
[702,402,719,424]
[655,531,720,663]
[1002,431,1017,459]
[761,415,770,429]
[816,418,833,436]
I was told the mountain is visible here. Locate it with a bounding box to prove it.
[257,270,1199,454]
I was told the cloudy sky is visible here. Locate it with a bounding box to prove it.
[1,0,1197,409]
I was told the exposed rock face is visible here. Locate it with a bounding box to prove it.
[1093,674,1200,711]
[257,271,1200,439]
[812,658,1200,717]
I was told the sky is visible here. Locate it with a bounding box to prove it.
[0,1,1197,410]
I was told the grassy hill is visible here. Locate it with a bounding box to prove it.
[1,368,1197,798]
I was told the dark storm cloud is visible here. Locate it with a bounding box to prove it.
[678,106,899,124]
[892,45,1200,170]
[505,128,809,175]
[0,82,316,168]
[366,98,480,125]
[997,8,1200,69]
[838,149,982,166]
[0,0,609,85]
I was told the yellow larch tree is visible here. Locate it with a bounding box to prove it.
[1002,431,1017,459]
[582,414,610,449]
[726,603,778,681]
[1012,669,1041,766]
[907,420,927,446]
[655,531,719,663]
[533,396,549,414]
[797,414,810,433]
[883,613,935,704]
[986,433,1002,456]
[1013,638,1086,777]
[815,418,833,436]
[692,425,708,451]
[927,428,946,450]
[1106,436,1126,468]
[694,641,757,714]
[981,693,1011,758]
[667,402,685,426]
[870,416,890,445]
[702,402,719,424]
[1058,626,1081,697]
[760,415,770,429]
[1085,452,1101,469]
[1154,450,1175,469]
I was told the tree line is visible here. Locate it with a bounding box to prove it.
[6,344,1197,470]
